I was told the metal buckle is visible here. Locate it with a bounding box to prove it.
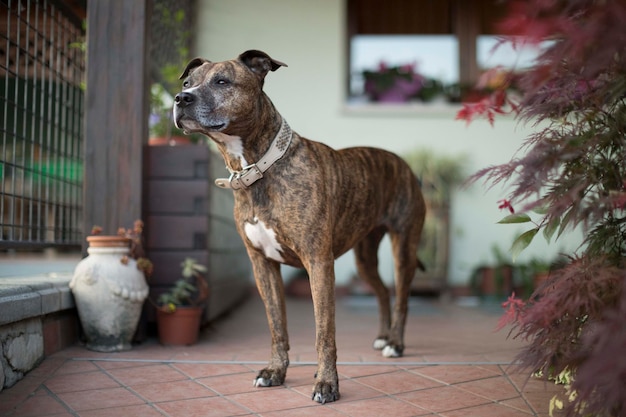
[239,164,263,186]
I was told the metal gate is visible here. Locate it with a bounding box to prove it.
[0,0,85,249]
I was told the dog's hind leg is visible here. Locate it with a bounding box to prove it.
[382,228,421,358]
[353,226,392,351]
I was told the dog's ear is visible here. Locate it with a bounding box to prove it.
[179,58,210,79]
[238,50,287,82]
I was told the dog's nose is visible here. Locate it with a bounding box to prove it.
[174,92,194,107]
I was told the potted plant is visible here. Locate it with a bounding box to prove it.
[469,246,514,301]
[155,257,209,345]
[70,220,153,352]
[513,258,552,299]
[363,61,425,103]
[404,149,466,293]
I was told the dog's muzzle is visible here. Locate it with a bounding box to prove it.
[174,91,194,108]
[173,92,196,130]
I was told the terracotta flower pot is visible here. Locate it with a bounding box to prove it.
[156,306,203,345]
[148,136,191,146]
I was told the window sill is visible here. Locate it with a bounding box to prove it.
[342,100,463,119]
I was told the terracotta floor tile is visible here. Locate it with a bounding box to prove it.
[234,351,273,362]
[456,376,521,401]
[442,402,533,417]
[329,395,431,417]
[56,387,144,411]
[197,372,259,396]
[52,359,100,375]
[26,357,66,378]
[227,386,312,413]
[6,388,68,417]
[44,371,120,393]
[338,364,399,378]
[355,369,443,394]
[106,363,187,386]
[283,365,318,388]
[413,365,502,385]
[130,379,216,403]
[11,412,73,417]
[172,362,252,378]
[78,404,164,417]
[262,404,350,417]
[155,396,252,417]
[0,376,46,413]
[397,385,491,413]
[91,360,156,371]
[175,352,240,362]
[500,397,536,413]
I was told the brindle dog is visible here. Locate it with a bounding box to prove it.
[174,50,425,404]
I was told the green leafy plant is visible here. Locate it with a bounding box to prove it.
[404,149,466,278]
[157,258,208,313]
[149,4,202,143]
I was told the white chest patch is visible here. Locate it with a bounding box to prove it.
[244,217,285,262]
[224,135,248,167]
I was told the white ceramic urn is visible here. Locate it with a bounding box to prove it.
[69,236,149,352]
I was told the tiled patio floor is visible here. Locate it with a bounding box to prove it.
[0,293,564,416]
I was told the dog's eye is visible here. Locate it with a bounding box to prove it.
[215,78,230,85]
[182,81,190,88]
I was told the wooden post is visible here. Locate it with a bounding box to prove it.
[83,0,151,242]
[455,0,479,86]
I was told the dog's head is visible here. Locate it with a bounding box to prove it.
[173,50,287,136]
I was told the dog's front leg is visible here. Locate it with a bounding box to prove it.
[308,260,340,404]
[249,251,290,388]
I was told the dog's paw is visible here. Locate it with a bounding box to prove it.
[372,337,388,350]
[382,344,404,358]
[253,367,286,388]
[311,381,340,404]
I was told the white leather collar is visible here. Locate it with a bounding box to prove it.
[215,118,293,190]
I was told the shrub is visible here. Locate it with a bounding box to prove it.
[459,1,626,416]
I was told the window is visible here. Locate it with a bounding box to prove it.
[347,0,513,105]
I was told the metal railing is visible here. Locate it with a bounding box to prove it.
[0,0,85,249]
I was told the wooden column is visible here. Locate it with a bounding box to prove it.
[455,0,480,85]
[83,0,151,242]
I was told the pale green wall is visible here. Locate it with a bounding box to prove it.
[194,0,581,287]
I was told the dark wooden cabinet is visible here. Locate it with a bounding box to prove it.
[143,145,251,322]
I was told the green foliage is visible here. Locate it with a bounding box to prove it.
[157,279,197,307]
[404,149,467,206]
[149,4,203,143]
[157,258,208,310]
[403,149,467,274]
[509,228,539,262]
[181,257,207,279]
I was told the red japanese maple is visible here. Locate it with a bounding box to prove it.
[461,1,626,416]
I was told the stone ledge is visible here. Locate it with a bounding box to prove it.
[0,274,77,391]
[0,274,75,327]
